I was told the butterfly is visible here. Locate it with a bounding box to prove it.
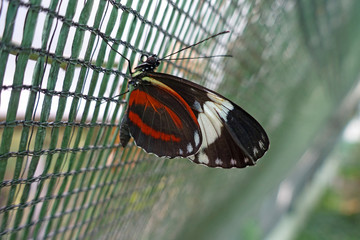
[118,31,269,168]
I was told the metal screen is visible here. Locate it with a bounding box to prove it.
[1,0,360,239]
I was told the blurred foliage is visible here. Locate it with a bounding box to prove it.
[296,142,360,240]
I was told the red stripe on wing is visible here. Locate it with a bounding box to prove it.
[131,81,199,126]
[128,111,181,142]
[129,89,183,128]
[154,84,199,125]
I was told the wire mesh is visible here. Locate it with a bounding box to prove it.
[1,0,360,239]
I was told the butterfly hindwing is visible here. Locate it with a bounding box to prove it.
[125,80,202,158]
[146,72,269,168]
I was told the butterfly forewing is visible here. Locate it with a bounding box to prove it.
[118,32,269,168]
[124,80,202,158]
[146,72,269,168]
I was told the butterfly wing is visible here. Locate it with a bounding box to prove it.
[147,72,269,168]
[123,79,202,158]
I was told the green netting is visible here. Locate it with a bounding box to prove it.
[1,0,360,239]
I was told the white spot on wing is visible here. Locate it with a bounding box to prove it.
[179,149,183,155]
[194,131,200,147]
[215,158,223,165]
[262,134,267,141]
[196,101,229,162]
[204,96,233,122]
[197,151,209,165]
[204,101,226,121]
[187,143,193,153]
[198,112,221,146]
[230,159,237,165]
[259,140,266,150]
[244,157,249,163]
[253,147,259,156]
[193,100,203,112]
[207,92,234,111]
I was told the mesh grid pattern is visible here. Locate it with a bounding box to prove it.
[1,0,360,239]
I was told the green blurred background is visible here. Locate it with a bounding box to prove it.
[0,0,360,239]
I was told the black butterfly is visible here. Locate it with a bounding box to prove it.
[119,31,269,168]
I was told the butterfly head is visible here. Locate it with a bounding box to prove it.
[134,54,160,73]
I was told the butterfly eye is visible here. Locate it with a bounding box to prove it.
[140,54,148,62]
[129,80,138,87]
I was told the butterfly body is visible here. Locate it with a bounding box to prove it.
[120,53,269,168]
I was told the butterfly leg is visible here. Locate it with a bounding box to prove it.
[120,114,131,147]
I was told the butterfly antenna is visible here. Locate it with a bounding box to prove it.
[160,31,230,60]
[167,54,232,60]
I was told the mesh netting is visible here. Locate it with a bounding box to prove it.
[1,0,360,239]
